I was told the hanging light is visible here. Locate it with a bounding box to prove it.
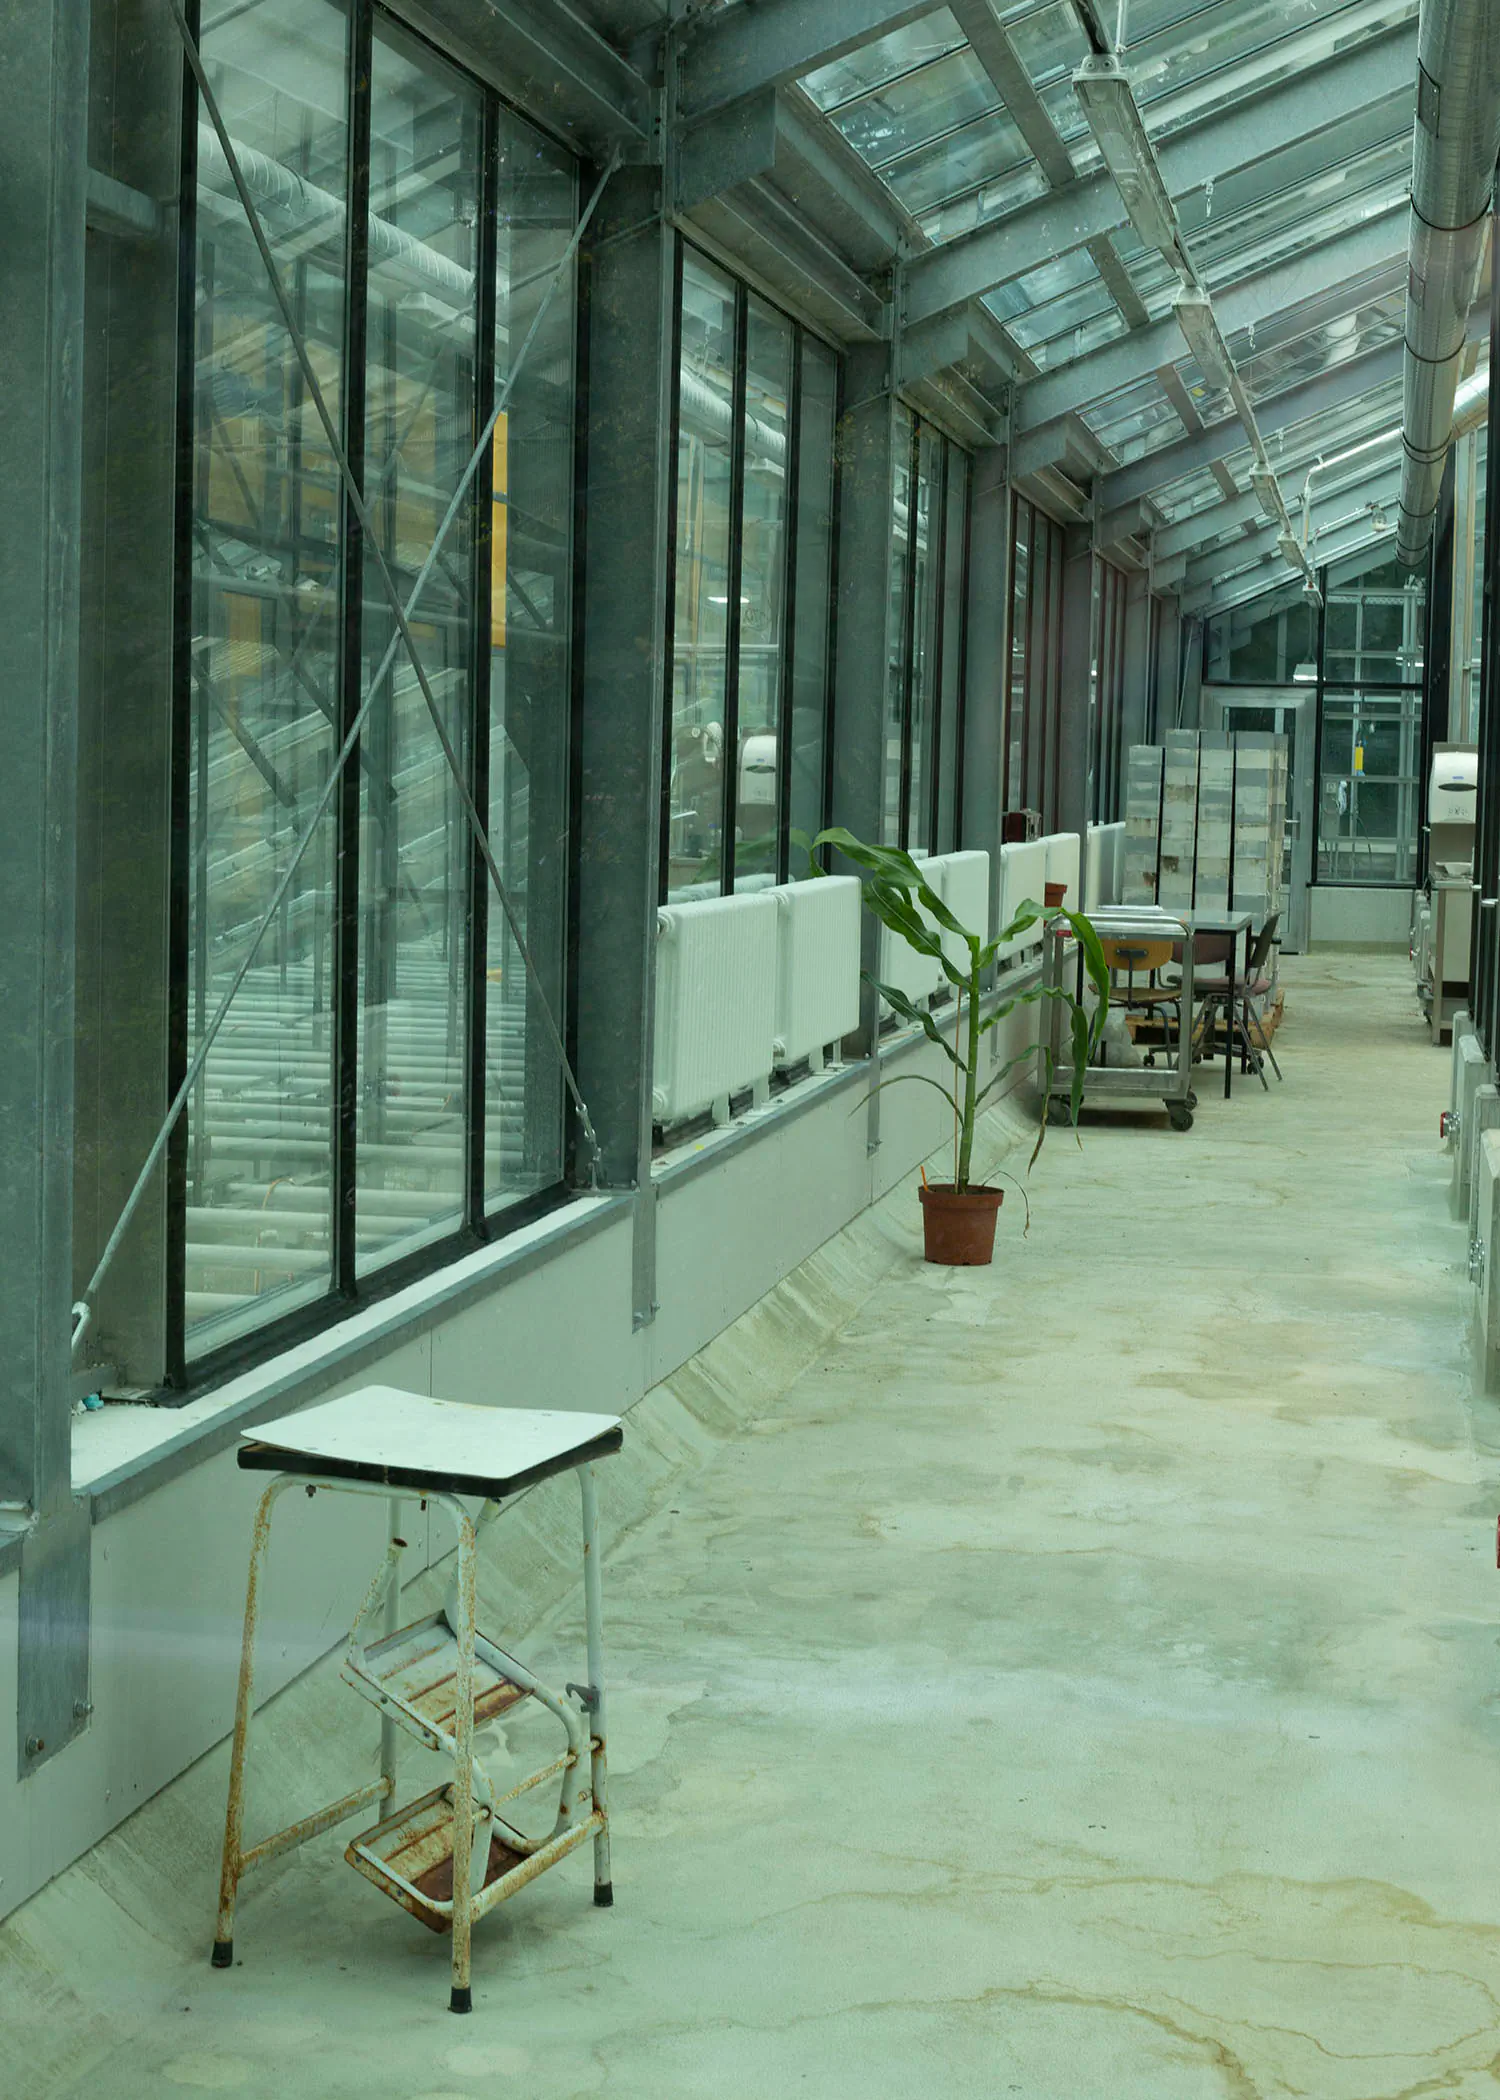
[1072,55,1179,258]
[1174,288,1238,394]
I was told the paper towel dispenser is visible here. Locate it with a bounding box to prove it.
[1430,748,1479,829]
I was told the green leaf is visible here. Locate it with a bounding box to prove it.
[868,977,964,1069]
[855,1071,963,1121]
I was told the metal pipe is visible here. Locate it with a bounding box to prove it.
[1396,0,1500,567]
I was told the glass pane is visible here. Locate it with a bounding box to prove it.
[734,299,793,887]
[884,408,914,844]
[789,338,838,861]
[485,113,576,1213]
[1006,498,1030,808]
[183,0,349,1356]
[829,46,998,167]
[906,426,942,853]
[801,10,966,109]
[1318,689,1420,883]
[935,448,969,852]
[668,254,736,898]
[356,21,483,1275]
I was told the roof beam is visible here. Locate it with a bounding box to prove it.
[1184,513,1395,616]
[678,0,933,120]
[687,179,890,338]
[1016,204,1409,439]
[402,0,652,146]
[1098,338,1407,509]
[902,20,1415,327]
[1183,463,1400,592]
[674,86,914,268]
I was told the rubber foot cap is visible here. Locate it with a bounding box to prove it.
[210,1940,234,1969]
[594,1882,614,1908]
[449,1986,472,2015]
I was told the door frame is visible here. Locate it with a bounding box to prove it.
[1203,684,1314,954]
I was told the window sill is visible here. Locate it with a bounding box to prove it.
[74,1190,629,1522]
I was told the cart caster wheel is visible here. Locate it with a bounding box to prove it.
[1046,1098,1072,1127]
[1186,1091,1198,1109]
[1143,1053,1156,1067]
[1167,1103,1193,1132]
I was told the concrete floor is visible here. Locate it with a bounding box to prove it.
[8,949,1500,2098]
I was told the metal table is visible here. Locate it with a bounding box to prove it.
[211,1388,622,2013]
[1178,910,1254,1100]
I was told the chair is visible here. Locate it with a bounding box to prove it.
[1192,914,1282,1088]
[1100,937,1187,1066]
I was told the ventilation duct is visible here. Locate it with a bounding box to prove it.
[1397,0,1500,569]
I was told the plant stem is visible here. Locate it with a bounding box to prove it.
[953,983,962,1187]
[957,951,980,1190]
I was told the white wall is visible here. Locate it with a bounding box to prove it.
[0,992,1042,1924]
[1309,885,1414,948]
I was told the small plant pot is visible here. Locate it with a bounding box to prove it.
[919,1182,1003,1265]
[1044,880,1068,907]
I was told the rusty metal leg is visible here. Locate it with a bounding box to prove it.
[579,1464,611,1907]
[379,1497,402,1797]
[212,1477,285,1967]
[448,1507,478,2014]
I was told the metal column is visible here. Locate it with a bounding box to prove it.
[830,342,902,1079]
[0,0,92,1772]
[962,442,1010,944]
[574,168,676,1327]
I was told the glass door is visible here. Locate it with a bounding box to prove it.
[1204,685,1314,954]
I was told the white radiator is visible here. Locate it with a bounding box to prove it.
[1040,832,1081,911]
[935,850,990,978]
[997,840,1049,963]
[653,891,778,1125]
[772,875,861,1071]
[1084,821,1123,910]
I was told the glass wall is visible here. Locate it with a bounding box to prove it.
[1203,580,1315,683]
[1092,558,1128,822]
[883,410,970,853]
[1005,494,1064,826]
[178,0,578,1367]
[1317,689,1423,884]
[1317,547,1427,885]
[665,249,838,898]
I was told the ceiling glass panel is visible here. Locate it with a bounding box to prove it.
[828,46,998,164]
[800,10,966,109]
[883,108,1033,215]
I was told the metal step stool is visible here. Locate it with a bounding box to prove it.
[209,1387,623,2012]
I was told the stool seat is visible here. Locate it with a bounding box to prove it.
[239,1388,623,1501]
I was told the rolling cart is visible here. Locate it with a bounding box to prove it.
[1042,907,1196,1132]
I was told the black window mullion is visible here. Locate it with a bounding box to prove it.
[775,328,803,885]
[465,92,499,1234]
[897,413,921,847]
[720,285,749,892]
[333,0,373,1300]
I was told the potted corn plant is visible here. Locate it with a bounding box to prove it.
[813,830,1109,1267]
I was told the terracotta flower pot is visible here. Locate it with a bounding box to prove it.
[919,1182,1003,1265]
[1044,880,1067,907]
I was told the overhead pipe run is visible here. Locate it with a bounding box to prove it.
[1396,0,1500,568]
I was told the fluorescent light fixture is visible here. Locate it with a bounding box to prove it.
[1292,660,1318,682]
[1249,461,1288,529]
[1072,56,1178,258]
[1276,530,1304,567]
[1174,288,1238,395]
